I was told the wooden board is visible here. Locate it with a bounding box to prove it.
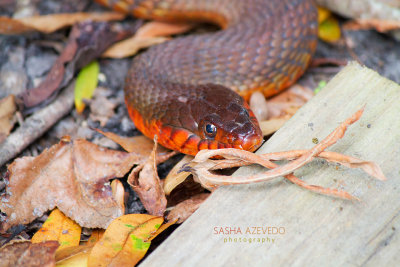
[141,62,400,266]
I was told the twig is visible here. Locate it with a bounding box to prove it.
[0,82,75,167]
[187,108,364,185]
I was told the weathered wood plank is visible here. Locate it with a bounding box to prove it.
[141,62,400,266]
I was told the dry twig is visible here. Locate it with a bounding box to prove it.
[182,107,385,200]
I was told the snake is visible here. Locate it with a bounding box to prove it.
[97,0,318,156]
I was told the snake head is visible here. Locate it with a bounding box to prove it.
[183,84,263,154]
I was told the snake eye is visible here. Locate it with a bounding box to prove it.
[204,123,217,138]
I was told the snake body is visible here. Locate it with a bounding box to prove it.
[97,0,318,155]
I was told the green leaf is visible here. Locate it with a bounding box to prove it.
[74,61,99,113]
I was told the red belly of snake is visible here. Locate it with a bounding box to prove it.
[96,0,318,155]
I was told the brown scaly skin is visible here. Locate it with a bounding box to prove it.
[97,0,318,156]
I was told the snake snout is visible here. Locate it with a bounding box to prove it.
[240,131,263,152]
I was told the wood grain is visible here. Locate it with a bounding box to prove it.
[141,62,400,266]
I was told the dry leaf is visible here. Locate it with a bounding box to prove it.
[249,91,269,122]
[96,129,173,157]
[103,21,194,58]
[102,36,167,58]
[128,139,167,216]
[147,220,177,241]
[54,230,105,266]
[267,84,314,118]
[0,95,17,143]
[55,244,93,266]
[87,229,105,246]
[0,12,125,34]
[259,117,290,136]
[344,19,400,33]
[0,240,59,267]
[31,208,81,250]
[87,214,163,267]
[163,155,193,195]
[167,193,209,223]
[0,137,143,231]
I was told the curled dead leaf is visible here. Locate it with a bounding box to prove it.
[128,138,167,216]
[163,155,193,195]
[267,84,314,119]
[167,193,209,223]
[259,117,290,136]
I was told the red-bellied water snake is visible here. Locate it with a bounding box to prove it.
[97,0,318,155]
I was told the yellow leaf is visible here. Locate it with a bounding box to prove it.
[74,61,99,114]
[32,208,81,250]
[87,214,164,267]
[317,7,331,23]
[56,245,93,267]
[147,220,177,242]
[56,251,88,267]
[318,17,341,42]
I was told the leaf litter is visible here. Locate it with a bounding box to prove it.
[0,136,140,231]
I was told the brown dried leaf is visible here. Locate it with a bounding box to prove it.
[267,84,314,119]
[250,91,269,121]
[0,95,17,143]
[128,139,167,216]
[96,129,176,162]
[0,137,142,231]
[167,193,209,223]
[259,117,290,136]
[0,240,59,267]
[344,19,400,33]
[102,36,167,58]
[102,21,194,58]
[163,155,193,195]
[0,12,125,34]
